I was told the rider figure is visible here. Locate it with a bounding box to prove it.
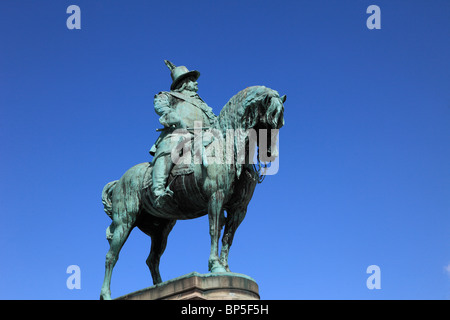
[150,60,217,208]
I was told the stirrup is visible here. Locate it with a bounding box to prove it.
[153,188,174,208]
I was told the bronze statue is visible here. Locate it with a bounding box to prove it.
[150,61,217,208]
[100,60,286,300]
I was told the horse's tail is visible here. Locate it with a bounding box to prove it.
[102,180,118,220]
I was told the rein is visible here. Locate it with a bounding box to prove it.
[253,149,268,184]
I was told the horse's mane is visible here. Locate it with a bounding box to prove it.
[217,85,280,131]
[215,85,281,180]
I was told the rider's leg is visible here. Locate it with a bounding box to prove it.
[151,140,175,208]
[152,154,172,193]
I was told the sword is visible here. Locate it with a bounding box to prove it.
[156,126,210,132]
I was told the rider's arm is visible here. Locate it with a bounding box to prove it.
[154,92,181,127]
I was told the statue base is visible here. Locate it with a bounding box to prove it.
[115,272,260,300]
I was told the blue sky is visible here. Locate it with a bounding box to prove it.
[0,0,449,299]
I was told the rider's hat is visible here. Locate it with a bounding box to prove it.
[164,60,200,91]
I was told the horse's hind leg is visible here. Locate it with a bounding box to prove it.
[145,218,176,285]
[100,213,136,300]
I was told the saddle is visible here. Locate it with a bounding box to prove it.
[170,128,215,176]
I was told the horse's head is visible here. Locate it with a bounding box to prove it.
[240,86,285,129]
[241,87,286,160]
[261,92,286,130]
[218,85,286,180]
[258,92,286,159]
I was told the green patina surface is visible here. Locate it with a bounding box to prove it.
[100,60,285,300]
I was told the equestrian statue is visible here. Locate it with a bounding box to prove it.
[100,60,286,300]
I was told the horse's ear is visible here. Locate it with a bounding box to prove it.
[281,95,286,103]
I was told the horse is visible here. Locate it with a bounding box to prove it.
[99,85,285,300]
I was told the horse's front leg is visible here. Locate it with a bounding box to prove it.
[208,190,226,273]
[220,206,247,272]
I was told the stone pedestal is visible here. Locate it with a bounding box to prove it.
[116,272,259,300]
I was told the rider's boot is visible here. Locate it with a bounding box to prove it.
[151,154,174,209]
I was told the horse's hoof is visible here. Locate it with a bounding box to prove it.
[209,259,227,273]
[210,265,227,273]
[100,292,112,300]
